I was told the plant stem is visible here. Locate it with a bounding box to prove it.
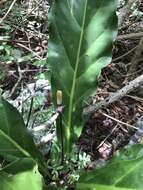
[26,97,34,127]
[59,112,64,164]
[56,106,65,164]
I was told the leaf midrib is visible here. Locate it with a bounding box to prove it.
[0,128,48,176]
[113,159,142,185]
[0,129,31,158]
[0,100,39,171]
[67,0,88,142]
[77,182,138,190]
[0,99,31,158]
[78,158,143,190]
[66,0,81,28]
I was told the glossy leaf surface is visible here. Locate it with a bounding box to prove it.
[0,97,45,172]
[49,0,118,152]
[77,144,143,190]
[0,165,43,190]
[1,158,35,174]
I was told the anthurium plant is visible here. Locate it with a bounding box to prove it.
[48,0,118,155]
[1,1,142,190]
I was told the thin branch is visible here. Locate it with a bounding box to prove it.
[33,112,59,132]
[118,0,136,27]
[26,96,34,128]
[97,124,119,149]
[126,95,143,103]
[124,38,143,82]
[36,133,56,146]
[8,68,49,75]
[0,0,17,24]
[16,43,42,60]
[100,111,137,130]
[84,74,143,116]
[0,39,38,45]
[117,32,143,40]
[32,106,65,132]
[9,63,22,98]
[113,46,137,62]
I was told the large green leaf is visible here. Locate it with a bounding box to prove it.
[77,144,143,190]
[0,98,45,173]
[1,158,35,174]
[0,165,43,190]
[48,0,118,153]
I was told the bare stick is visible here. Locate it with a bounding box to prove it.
[126,95,143,103]
[113,46,137,62]
[97,112,137,150]
[100,112,137,130]
[84,74,143,116]
[117,32,143,40]
[26,96,34,128]
[124,38,143,82]
[8,68,49,75]
[37,133,56,146]
[16,43,42,60]
[9,63,22,98]
[118,0,136,27]
[0,39,37,45]
[0,0,17,24]
[33,112,59,132]
[97,124,119,149]
[32,106,64,132]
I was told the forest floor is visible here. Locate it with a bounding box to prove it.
[0,0,143,169]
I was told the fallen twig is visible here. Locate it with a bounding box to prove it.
[126,95,143,103]
[117,32,143,40]
[0,39,38,45]
[118,0,136,27]
[32,106,64,132]
[8,68,49,75]
[97,124,119,149]
[124,38,143,82]
[9,63,22,98]
[113,46,137,62]
[84,74,143,116]
[33,112,59,132]
[100,111,137,130]
[16,43,42,60]
[0,0,17,24]
[36,132,56,146]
